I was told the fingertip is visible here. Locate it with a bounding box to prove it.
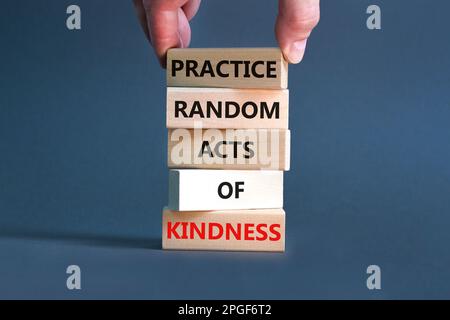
[283,39,307,64]
[157,31,185,69]
[275,0,320,64]
[182,0,201,21]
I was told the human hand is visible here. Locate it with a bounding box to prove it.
[133,0,320,67]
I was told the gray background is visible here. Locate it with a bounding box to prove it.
[0,0,449,299]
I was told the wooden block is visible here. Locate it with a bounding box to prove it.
[168,169,283,211]
[168,129,290,170]
[167,48,288,89]
[166,87,289,129]
[162,208,285,252]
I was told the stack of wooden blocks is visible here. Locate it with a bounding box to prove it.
[162,48,289,252]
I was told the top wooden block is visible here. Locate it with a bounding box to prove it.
[167,48,288,89]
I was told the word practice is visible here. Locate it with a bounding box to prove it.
[167,48,288,89]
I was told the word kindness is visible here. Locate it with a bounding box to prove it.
[162,208,286,251]
[166,221,282,241]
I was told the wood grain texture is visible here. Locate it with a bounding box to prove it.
[167,48,288,89]
[168,169,283,211]
[166,87,289,129]
[167,129,290,170]
[162,208,285,252]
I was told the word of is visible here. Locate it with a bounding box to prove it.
[168,169,283,211]
[218,181,245,199]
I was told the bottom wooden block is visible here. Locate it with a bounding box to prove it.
[162,208,285,252]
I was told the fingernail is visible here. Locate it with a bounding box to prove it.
[286,39,307,64]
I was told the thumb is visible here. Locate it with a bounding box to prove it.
[275,0,320,64]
